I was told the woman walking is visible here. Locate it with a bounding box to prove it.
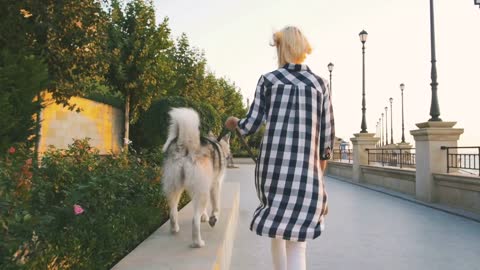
[225,26,335,270]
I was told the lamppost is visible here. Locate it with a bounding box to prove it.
[359,30,368,133]
[428,0,441,121]
[377,120,381,147]
[385,106,388,146]
[328,63,334,94]
[379,118,382,147]
[381,113,384,146]
[400,83,406,143]
[389,97,394,144]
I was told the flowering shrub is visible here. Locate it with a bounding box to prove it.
[0,139,187,269]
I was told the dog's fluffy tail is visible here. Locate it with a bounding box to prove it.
[162,108,201,153]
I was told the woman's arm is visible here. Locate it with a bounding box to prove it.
[319,82,335,163]
[227,75,266,135]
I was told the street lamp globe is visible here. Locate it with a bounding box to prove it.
[328,62,334,72]
[359,30,368,43]
[389,97,393,103]
[400,83,405,91]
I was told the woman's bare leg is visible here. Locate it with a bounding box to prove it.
[271,238,287,270]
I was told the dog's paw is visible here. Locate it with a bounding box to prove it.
[170,224,180,234]
[190,240,205,248]
[201,213,208,223]
[208,216,217,227]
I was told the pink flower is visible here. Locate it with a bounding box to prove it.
[73,204,84,215]
[25,158,33,165]
[8,147,16,154]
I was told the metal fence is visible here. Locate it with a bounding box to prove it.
[441,146,480,176]
[332,149,353,163]
[366,148,416,168]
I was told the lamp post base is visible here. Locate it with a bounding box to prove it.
[415,121,456,129]
[350,133,379,183]
[396,142,413,149]
[410,121,463,202]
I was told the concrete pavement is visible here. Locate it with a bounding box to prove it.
[226,164,480,270]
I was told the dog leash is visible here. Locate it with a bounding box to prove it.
[234,128,257,163]
[217,127,257,163]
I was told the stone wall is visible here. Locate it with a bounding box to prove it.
[326,161,354,180]
[38,93,123,155]
[360,165,416,196]
[327,162,416,195]
[327,160,480,214]
[434,173,480,215]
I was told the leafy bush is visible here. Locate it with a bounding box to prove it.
[232,149,260,159]
[0,139,187,269]
[131,96,222,150]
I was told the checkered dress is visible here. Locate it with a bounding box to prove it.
[238,63,335,241]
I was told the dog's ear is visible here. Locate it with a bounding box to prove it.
[222,133,230,143]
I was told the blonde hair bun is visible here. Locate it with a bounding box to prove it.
[272,26,312,67]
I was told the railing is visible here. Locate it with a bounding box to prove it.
[440,146,480,176]
[366,148,416,169]
[332,149,353,163]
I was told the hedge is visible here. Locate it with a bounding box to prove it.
[83,92,124,109]
[0,139,188,269]
[131,96,222,150]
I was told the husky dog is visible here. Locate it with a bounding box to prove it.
[162,108,230,248]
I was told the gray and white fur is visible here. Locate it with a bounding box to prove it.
[162,108,230,248]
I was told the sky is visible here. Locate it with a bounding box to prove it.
[153,0,480,147]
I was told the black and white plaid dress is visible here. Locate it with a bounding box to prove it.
[238,63,335,241]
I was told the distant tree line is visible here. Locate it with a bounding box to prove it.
[0,0,248,154]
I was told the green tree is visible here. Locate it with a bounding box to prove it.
[160,33,249,154]
[219,77,247,119]
[166,34,247,119]
[19,0,110,111]
[0,52,48,153]
[0,1,48,152]
[217,78,248,155]
[107,0,173,150]
[188,72,225,114]
[166,33,206,97]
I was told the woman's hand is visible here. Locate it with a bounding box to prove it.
[225,116,239,131]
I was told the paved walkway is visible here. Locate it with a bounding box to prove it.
[226,164,480,270]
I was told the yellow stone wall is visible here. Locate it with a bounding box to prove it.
[38,93,123,154]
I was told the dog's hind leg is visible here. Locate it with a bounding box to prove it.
[201,209,208,223]
[168,188,183,234]
[191,193,208,248]
[208,177,222,227]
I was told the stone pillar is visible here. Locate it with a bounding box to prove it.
[410,122,464,202]
[350,133,380,182]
